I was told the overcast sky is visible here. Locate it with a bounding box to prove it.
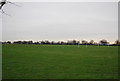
[2,2,118,43]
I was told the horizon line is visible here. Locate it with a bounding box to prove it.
[1,39,119,44]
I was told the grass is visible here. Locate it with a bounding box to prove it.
[2,44,118,79]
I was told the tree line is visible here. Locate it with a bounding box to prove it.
[1,39,120,46]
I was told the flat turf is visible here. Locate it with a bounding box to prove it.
[2,44,118,79]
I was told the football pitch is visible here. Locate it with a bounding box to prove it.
[2,44,118,79]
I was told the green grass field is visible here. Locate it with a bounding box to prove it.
[2,44,118,79]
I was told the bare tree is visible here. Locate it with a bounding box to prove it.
[115,40,120,45]
[99,39,108,45]
[89,40,94,45]
[81,40,88,45]
[6,41,11,44]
